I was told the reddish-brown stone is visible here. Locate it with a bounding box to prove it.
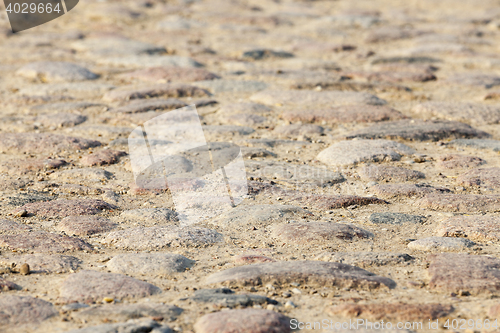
[12,199,118,218]
[0,133,100,154]
[80,150,127,166]
[282,105,406,124]
[0,231,92,253]
[118,67,220,83]
[194,309,291,333]
[436,154,485,169]
[326,303,453,321]
[427,253,500,295]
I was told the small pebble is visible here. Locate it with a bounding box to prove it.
[14,210,28,218]
[20,263,30,275]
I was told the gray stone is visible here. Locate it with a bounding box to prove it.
[218,103,272,115]
[189,288,277,308]
[4,192,54,206]
[59,270,161,303]
[30,113,87,128]
[204,260,396,289]
[359,165,425,182]
[241,148,276,159]
[12,199,117,218]
[272,222,373,242]
[118,67,218,83]
[65,318,172,333]
[221,113,267,126]
[404,43,471,55]
[371,56,441,65]
[209,204,314,230]
[250,90,386,107]
[0,295,57,325]
[202,125,254,136]
[97,55,203,68]
[107,253,194,275]
[120,208,178,224]
[315,252,414,268]
[65,125,133,140]
[245,138,312,148]
[0,133,100,154]
[245,160,345,187]
[273,124,324,137]
[111,99,187,113]
[445,73,500,88]
[0,278,19,291]
[347,70,436,83]
[62,303,89,312]
[412,102,500,126]
[408,237,475,252]
[282,105,407,124]
[242,49,294,60]
[102,226,223,250]
[0,254,81,273]
[29,101,103,113]
[102,84,210,102]
[449,139,500,152]
[157,16,206,31]
[343,120,490,141]
[369,212,425,225]
[194,80,268,93]
[18,82,115,98]
[50,168,113,181]
[73,303,182,322]
[317,139,415,166]
[16,61,98,82]
[71,37,166,56]
[365,26,426,43]
[252,185,386,210]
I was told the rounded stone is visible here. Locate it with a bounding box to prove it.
[107,253,195,275]
[0,295,57,325]
[317,139,415,167]
[359,165,425,182]
[102,226,223,250]
[204,260,396,290]
[59,270,162,303]
[194,309,291,333]
[272,222,373,243]
[12,199,117,218]
[58,216,117,236]
[16,61,98,82]
[407,237,475,252]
